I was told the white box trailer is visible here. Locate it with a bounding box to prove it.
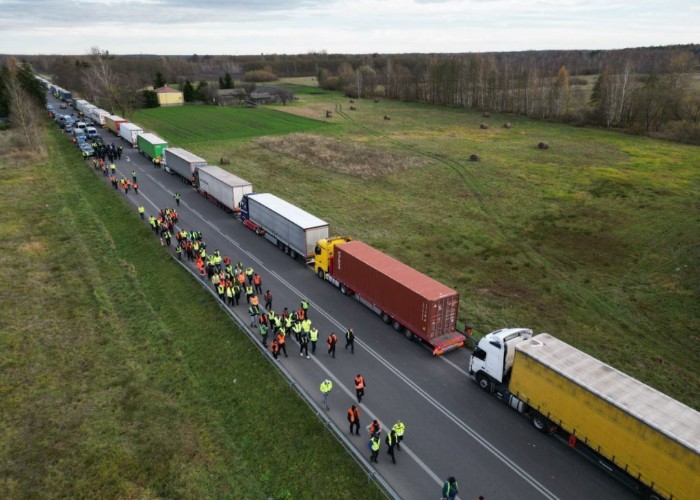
[74,99,89,113]
[119,122,144,147]
[163,147,207,183]
[197,166,253,213]
[241,193,329,260]
[88,108,110,126]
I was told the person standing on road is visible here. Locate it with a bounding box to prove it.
[271,337,279,360]
[369,434,380,463]
[301,299,309,320]
[248,302,259,326]
[327,332,337,358]
[133,182,138,194]
[132,170,137,182]
[441,477,458,500]
[264,290,272,310]
[320,379,333,411]
[345,327,355,354]
[138,206,145,219]
[174,192,181,206]
[347,405,360,435]
[385,429,397,464]
[253,273,262,294]
[245,266,254,285]
[176,244,182,261]
[354,374,365,403]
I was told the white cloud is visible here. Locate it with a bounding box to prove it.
[0,0,697,54]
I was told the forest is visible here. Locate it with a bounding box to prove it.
[6,44,699,143]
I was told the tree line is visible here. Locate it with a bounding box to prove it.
[10,44,699,143]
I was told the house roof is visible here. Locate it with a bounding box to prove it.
[217,88,246,96]
[250,92,273,99]
[155,85,182,94]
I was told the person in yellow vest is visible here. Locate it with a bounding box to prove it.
[392,420,405,450]
[309,325,318,355]
[369,433,380,463]
[320,379,333,411]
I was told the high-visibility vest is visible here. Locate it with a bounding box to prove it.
[245,285,253,296]
[392,422,405,437]
[217,285,224,294]
[320,380,332,393]
[226,287,233,298]
[253,275,261,285]
[277,332,285,344]
[250,296,259,306]
[370,437,380,451]
[301,300,309,310]
[245,268,253,277]
[302,320,311,333]
[260,324,268,335]
[327,334,337,346]
[309,328,318,341]
[292,323,302,334]
[355,376,365,390]
[249,306,258,316]
[348,407,360,422]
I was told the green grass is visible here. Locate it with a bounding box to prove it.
[0,127,384,498]
[133,88,700,409]
[134,105,329,146]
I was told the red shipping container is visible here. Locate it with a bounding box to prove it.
[334,241,459,340]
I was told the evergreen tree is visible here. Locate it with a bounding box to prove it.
[154,71,166,88]
[142,90,159,108]
[182,79,195,102]
[222,72,234,89]
[195,80,208,101]
[0,65,10,117]
[16,63,46,107]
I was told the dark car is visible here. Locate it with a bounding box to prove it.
[79,143,94,157]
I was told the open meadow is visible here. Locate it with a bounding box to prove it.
[0,127,385,498]
[135,83,700,409]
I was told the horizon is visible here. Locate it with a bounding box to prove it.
[1,0,698,56]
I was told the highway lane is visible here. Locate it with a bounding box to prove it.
[54,96,635,500]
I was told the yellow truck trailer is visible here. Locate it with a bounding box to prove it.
[469,330,700,499]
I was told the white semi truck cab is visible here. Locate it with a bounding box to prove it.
[469,328,532,391]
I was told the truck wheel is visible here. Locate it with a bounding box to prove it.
[317,269,325,280]
[284,246,290,255]
[340,284,348,295]
[380,312,391,324]
[277,242,284,250]
[289,249,296,259]
[404,330,415,341]
[532,412,551,433]
[476,373,492,393]
[392,320,403,332]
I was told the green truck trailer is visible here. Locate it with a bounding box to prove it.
[136,133,168,161]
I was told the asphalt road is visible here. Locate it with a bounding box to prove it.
[52,96,635,500]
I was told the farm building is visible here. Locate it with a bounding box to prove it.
[217,88,247,105]
[249,92,274,105]
[155,85,184,107]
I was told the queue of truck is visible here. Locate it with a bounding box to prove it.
[40,76,700,499]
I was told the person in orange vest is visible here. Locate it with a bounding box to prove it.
[347,405,361,435]
[355,374,365,403]
[253,273,262,294]
[133,181,138,194]
[277,330,288,358]
[264,290,272,310]
[327,332,337,358]
[271,338,279,360]
[369,419,381,437]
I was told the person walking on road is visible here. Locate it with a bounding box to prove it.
[300,299,309,320]
[277,331,288,358]
[369,434,381,463]
[253,273,262,294]
[259,323,268,347]
[327,332,337,358]
[138,206,145,219]
[369,419,381,437]
[345,327,355,354]
[354,374,365,403]
[347,405,360,435]
[271,338,279,360]
[385,429,397,464]
[309,325,319,355]
[248,303,259,326]
[132,170,137,182]
[264,290,272,310]
[441,477,458,500]
[299,329,309,358]
[392,420,405,450]
[174,192,181,206]
[320,379,333,411]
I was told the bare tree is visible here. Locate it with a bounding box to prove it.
[5,59,43,153]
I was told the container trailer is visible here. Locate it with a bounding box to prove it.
[314,239,465,354]
[197,166,252,213]
[469,329,700,500]
[88,108,110,126]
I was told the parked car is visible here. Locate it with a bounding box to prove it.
[59,102,67,109]
[64,125,74,134]
[79,142,94,157]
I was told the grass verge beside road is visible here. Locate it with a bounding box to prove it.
[0,127,384,498]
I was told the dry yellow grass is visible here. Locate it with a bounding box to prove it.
[255,133,427,179]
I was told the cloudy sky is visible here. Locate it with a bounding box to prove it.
[1,0,698,55]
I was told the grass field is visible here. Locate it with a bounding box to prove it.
[134,105,329,146]
[0,127,384,498]
[132,86,700,410]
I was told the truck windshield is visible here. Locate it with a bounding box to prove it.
[473,348,486,360]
